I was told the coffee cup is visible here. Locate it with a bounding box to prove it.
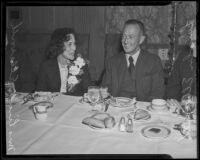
[151,99,167,110]
[33,105,48,121]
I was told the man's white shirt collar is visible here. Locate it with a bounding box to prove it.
[125,49,140,67]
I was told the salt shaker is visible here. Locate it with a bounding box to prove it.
[126,118,133,133]
[119,117,126,132]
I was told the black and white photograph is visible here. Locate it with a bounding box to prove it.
[1,1,198,159]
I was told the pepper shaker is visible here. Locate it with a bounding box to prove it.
[119,117,126,132]
[126,118,133,133]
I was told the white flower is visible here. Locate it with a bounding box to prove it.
[10,58,14,64]
[190,42,196,49]
[74,57,85,68]
[13,66,19,72]
[68,76,79,85]
[69,65,80,75]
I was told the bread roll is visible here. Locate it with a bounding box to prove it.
[82,117,105,128]
[104,116,115,128]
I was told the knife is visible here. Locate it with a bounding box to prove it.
[104,102,109,112]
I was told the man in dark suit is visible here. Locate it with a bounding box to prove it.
[102,19,165,102]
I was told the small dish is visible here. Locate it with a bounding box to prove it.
[147,105,169,112]
[151,99,167,110]
[141,125,171,139]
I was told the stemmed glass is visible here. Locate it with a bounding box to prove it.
[87,86,100,111]
[5,81,16,105]
[99,87,109,100]
[88,86,100,104]
[180,94,197,139]
[181,94,196,120]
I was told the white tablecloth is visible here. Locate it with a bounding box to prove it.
[6,94,197,158]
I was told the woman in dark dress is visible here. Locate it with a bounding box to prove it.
[36,28,92,96]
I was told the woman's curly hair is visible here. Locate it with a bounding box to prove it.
[46,28,76,59]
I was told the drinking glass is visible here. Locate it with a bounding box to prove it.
[180,119,197,140]
[181,94,196,120]
[5,81,16,104]
[100,87,109,100]
[87,86,100,105]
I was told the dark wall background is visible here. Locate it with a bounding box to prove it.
[6,2,196,81]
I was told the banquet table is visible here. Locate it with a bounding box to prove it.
[5,93,197,158]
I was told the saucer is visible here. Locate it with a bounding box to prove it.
[147,105,169,112]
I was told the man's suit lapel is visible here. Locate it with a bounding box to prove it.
[135,50,146,76]
[118,54,127,89]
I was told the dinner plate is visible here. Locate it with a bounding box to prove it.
[141,125,171,139]
[147,105,169,112]
[109,97,134,108]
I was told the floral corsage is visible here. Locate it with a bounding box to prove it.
[67,54,88,92]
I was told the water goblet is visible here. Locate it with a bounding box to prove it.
[180,119,197,140]
[88,86,100,104]
[99,87,109,100]
[181,94,196,120]
[87,86,100,111]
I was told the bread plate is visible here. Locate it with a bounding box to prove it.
[141,125,171,139]
[133,114,151,122]
[127,109,151,122]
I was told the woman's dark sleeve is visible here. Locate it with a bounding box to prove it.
[36,62,49,92]
[18,52,37,92]
[81,64,92,93]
